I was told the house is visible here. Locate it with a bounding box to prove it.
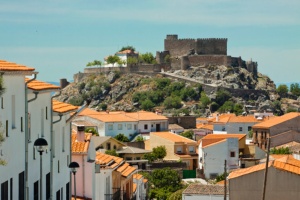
[168,123,184,134]
[94,152,147,200]
[104,49,139,67]
[213,115,264,138]
[71,126,95,199]
[0,60,76,199]
[73,108,168,139]
[252,112,300,150]
[182,183,228,200]
[228,155,300,200]
[145,131,198,170]
[198,134,246,179]
[92,136,126,151]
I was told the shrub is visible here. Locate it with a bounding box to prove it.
[163,96,182,109]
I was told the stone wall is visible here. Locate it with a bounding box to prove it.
[188,55,228,66]
[196,38,227,55]
[167,116,196,129]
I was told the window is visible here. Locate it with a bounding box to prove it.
[136,157,140,160]
[107,143,111,150]
[1,180,8,200]
[126,157,132,160]
[127,124,132,130]
[1,97,3,109]
[113,145,117,150]
[12,95,15,129]
[46,173,50,199]
[134,125,137,130]
[21,117,23,132]
[248,126,252,131]
[10,178,13,200]
[66,183,70,200]
[19,172,25,200]
[118,124,123,130]
[108,124,113,130]
[144,124,148,130]
[6,120,8,137]
[34,181,39,200]
[56,190,61,200]
[176,146,182,153]
[33,146,36,160]
[189,146,195,153]
[222,126,225,131]
[239,127,243,132]
[45,106,48,120]
[230,151,236,157]
[41,109,44,137]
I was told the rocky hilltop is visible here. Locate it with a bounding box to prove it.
[55,64,282,116]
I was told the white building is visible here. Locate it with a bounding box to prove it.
[199,134,246,179]
[73,109,168,140]
[0,60,77,199]
[104,49,139,67]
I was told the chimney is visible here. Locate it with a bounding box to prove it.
[216,114,219,122]
[76,125,85,142]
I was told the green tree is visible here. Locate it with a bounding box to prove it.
[290,83,300,96]
[141,99,155,111]
[98,103,108,111]
[276,84,288,97]
[164,54,171,63]
[233,103,244,115]
[85,127,98,136]
[200,91,211,108]
[163,96,182,109]
[218,101,234,113]
[286,107,298,113]
[105,149,119,157]
[180,130,194,140]
[139,52,156,64]
[152,146,167,159]
[106,55,121,66]
[216,172,229,182]
[136,135,144,142]
[272,100,284,116]
[143,153,157,162]
[127,57,138,65]
[270,147,291,154]
[86,60,102,67]
[180,86,197,101]
[215,89,232,106]
[155,78,171,90]
[149,168,183,200]
[167,189,185,200]
[119,46,135,52]
[114,133,129,142]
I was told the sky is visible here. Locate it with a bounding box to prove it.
[1,0,299,85]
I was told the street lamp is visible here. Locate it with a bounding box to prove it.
[69,162,80,200]
[34,138,48,200]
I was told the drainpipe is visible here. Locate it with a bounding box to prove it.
[50,90,61,200]
[28,91,39,102]
[25,73,37,200]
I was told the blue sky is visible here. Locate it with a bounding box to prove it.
[1,0,299,85]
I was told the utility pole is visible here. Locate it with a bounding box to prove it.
[262,137,271,200]
[224,159,227,200]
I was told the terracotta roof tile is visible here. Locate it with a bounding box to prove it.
[252,112,300,129]
[71,132,92,153]
[143,179,148,183]
[228,155,300,179]
[26,78,60,91]
[124,111,168,121]
[95,152,123,167]
[151,132,196,144]
[52,100,78,113]
[117,163,129,173]
[0,60,35,71]
[121,165,136,177]
[201,134,246,148]
[133,174,143,180]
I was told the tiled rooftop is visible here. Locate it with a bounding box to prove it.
[52,100,78,114]
[151,131,196,144]
[95,152,123,167]
[71,131,92,153]
[26,78,60,91]
[133,173,143,180]
[183,183,227,195]
[252,112,300,129]
[0,60,35,71]
[201,134,246,148]
[228,155,300,179]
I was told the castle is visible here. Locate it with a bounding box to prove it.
[156,34,257,73]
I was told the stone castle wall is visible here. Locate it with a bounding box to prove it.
[164,34,227,57]
[188,55,228,66]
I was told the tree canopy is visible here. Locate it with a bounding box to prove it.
[86,60,102,67]
[119,46,135,52]
[276,84,288,97]
[290,83,300,96]
[180,130,194,140]
[106,55,121,66]
[139,52,157,64]
[114,133,129,142]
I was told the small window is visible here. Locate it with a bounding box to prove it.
[136,157,140,160]
[230,151,235,157]
[21,117,23,132]
[189,146,195,153]
[113,145,117,150]
[126,157,132,160]
[108,124,113,130]
[45,107,48,120]
[144,124,148,130]
[176,146,182,153]
[239,127,243,132]
[222,126,225,131]
[127,124,132,130]
[1,97,3,109]
[248,126,252,131]
[107,143,111,150]
[118,124,122,130]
